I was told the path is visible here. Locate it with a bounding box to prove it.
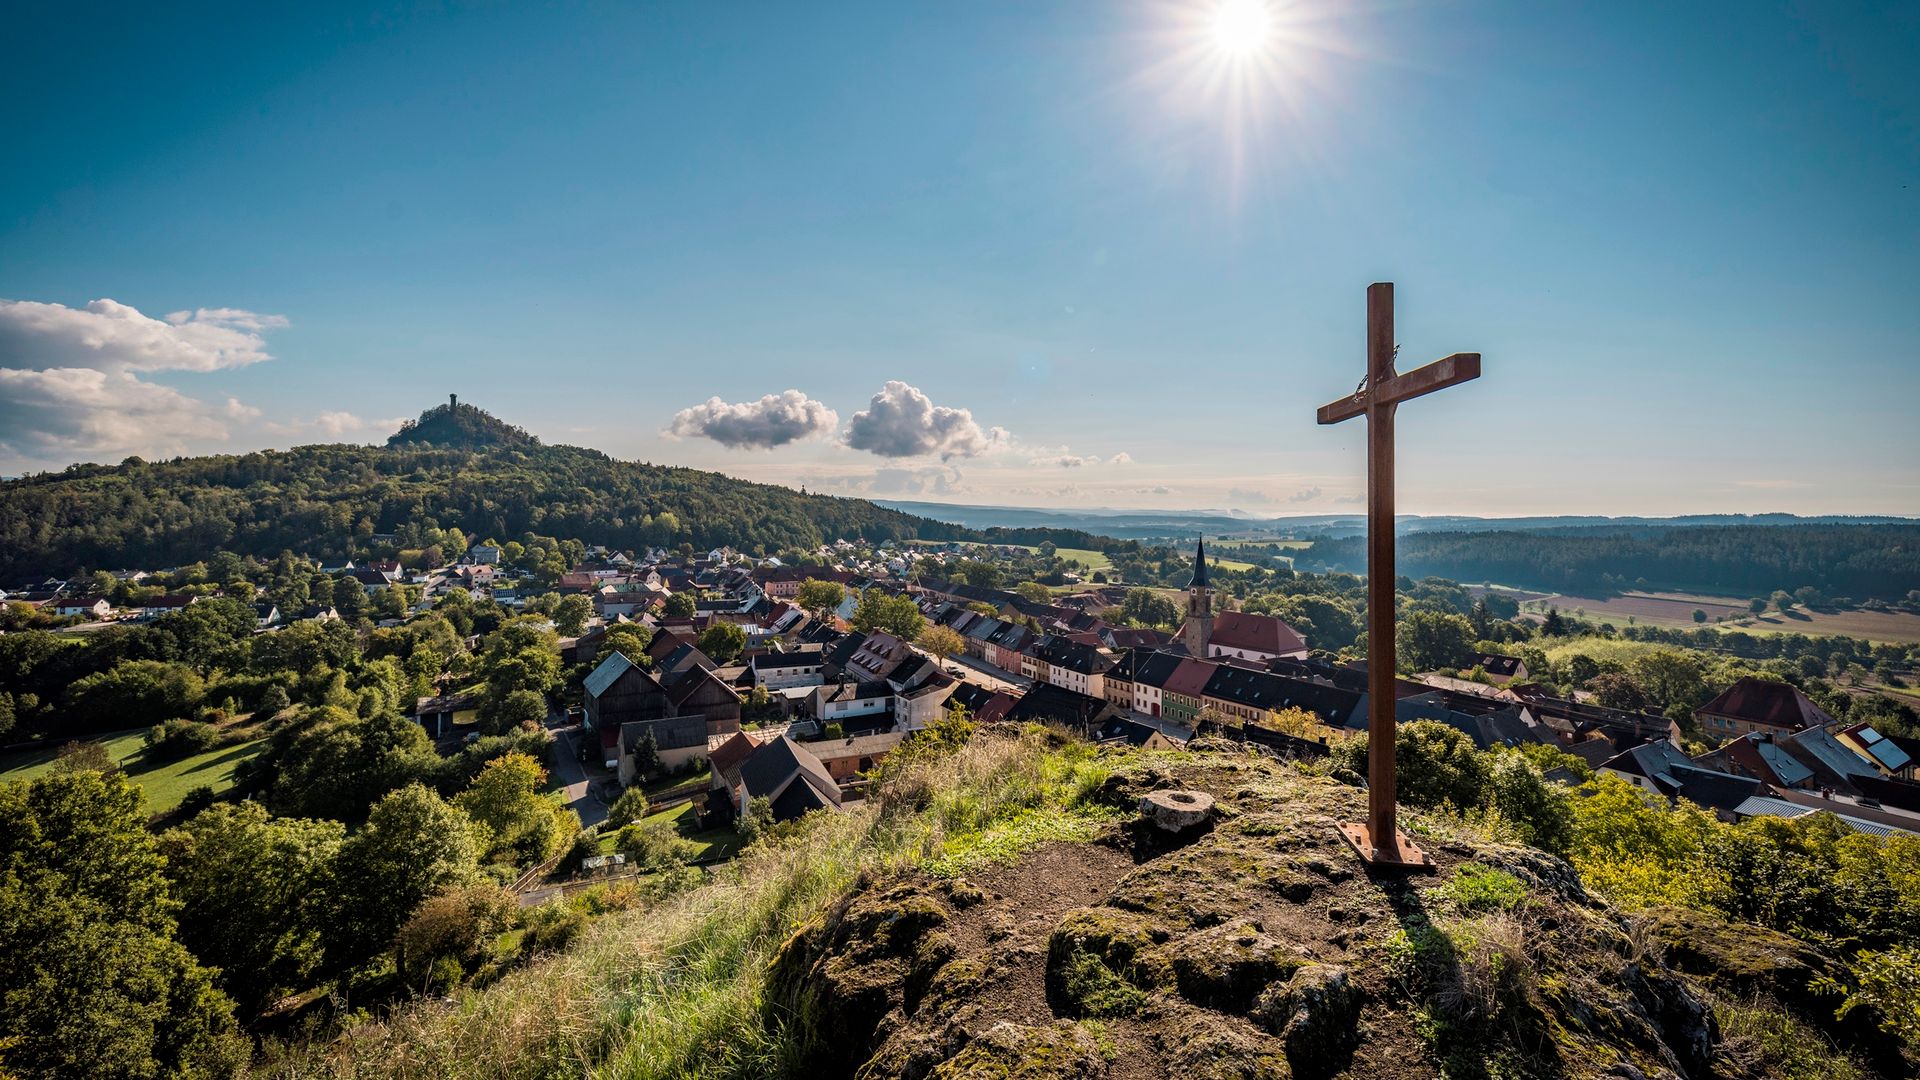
[546,712,608,827]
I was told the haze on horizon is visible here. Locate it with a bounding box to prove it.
[1,1,1915,519]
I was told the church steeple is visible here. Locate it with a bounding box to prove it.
[1180,536,1214,656]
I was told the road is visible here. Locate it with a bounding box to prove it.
[934,651,1031,695]
[546,712,608,827]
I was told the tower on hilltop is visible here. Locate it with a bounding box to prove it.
[1180,537,1213,657]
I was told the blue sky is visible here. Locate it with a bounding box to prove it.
[2,1,1914,516]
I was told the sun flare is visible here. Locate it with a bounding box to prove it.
[1208,0,1274,58]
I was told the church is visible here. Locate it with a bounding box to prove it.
[1177,538,1311,663]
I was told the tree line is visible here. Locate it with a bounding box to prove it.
[1299,523,1920,600]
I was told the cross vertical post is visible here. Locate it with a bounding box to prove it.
[1363,283,1400,862]
[1317,282,1481,870]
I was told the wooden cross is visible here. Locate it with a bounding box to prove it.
[1317,282,1480,870]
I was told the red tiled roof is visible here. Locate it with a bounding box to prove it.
[1162,658,1217,699]
[708,730,763,778]
[1696,677,1832,731]
[1209,611,1307,656]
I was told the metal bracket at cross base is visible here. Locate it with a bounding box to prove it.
[1317,282,1478,874]
[1335,822,1433,871]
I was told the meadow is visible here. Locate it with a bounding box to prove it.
[0,728,268,814]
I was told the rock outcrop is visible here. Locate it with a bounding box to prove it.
[763,751,1757,1079]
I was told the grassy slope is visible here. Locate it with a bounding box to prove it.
[0,729,266,814]
[259,733,1871,1080]
[266,729,1116,1079]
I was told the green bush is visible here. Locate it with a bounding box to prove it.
[616,821,698,871]
[605,789,652,832]
[145,718,226,759]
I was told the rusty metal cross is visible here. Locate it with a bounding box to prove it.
[1317,282,1481,870]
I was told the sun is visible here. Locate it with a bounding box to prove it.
[1208,0,1274,58]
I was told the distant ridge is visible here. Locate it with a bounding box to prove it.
[877,499,1916,540]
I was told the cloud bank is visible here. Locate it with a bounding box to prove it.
[0,297,287,466]
[664,389,838,449]
[844,381,1004,460]
[0,298,285,373]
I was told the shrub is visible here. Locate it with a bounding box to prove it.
[177,785,219,818]
[616,821,698,871]
[521,900,586,956]
[1483,753,1573,854]
[737,796,775,845]
[395,883,520,986]
[605,787,650,830]
[1052,948,1147,1018]
[145,719,225,759]
[1396,721,1491,811]
[258,684,292,718]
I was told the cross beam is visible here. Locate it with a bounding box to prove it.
[1317,282,1480,871]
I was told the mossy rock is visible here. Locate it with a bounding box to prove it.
[1642,906,1833,1006]
[1640,905,1884,1053]
[922,957,991,1015]
[1158,1008,1291,1080]
[1047,905,1171,1016]
[928,1021,1106,1080]
[1252,963,1360,1079]
[1166,919,1304,1013]
[764,882,956,1077]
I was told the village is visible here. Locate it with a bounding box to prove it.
[19,526,1913,874]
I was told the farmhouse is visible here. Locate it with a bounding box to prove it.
[724,736,844,822]
[1695,677,1835,738]
[617,714,710,785]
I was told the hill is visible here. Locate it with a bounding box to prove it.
[388,395,539,451]
[0,401,1116,576]
[266,730,1904,1079]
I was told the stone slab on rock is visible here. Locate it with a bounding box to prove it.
[1139,789,1215,833]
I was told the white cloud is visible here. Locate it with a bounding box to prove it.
[844,381,1004,460]
[259,410,406,442]
[1288,486,1322,503]
[663,389,839,449]
[868,466,966,496]
[1108,452,1133,466]
[0,297,289,469]
[0,298,284,373]
[801,465,965,497]
[0,368,233,463]
[1031,453,1100,468]
[1228,487,1274,505]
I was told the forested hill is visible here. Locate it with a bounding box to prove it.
[0,405,1115,575]
[1300,523,1920,600]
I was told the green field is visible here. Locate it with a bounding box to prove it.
[0,729,268,814]
[1211,538,1313,551]
[1008,544,1111,572]
[905,539,1113,573]
[598,800,743,862]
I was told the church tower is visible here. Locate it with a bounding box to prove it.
[1180,537,1214,656]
